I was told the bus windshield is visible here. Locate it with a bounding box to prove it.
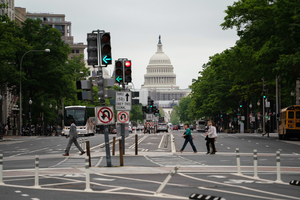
[65,108,86,126]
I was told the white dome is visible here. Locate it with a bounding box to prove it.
[149,53,171,64]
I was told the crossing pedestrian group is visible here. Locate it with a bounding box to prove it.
[180,120,218,154]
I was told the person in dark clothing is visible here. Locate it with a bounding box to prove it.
[263,121,270,136]
[180,123,197,153]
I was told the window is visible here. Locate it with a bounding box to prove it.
[54,25,63,31]
[288,111,294,119]
[71,49,74,53]
[296,112,300,119]
[53,17,62,22]
[76,50,79,53]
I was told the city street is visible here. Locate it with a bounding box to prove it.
[1,130,300,200]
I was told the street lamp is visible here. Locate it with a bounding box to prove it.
[29,98,32,135]
[291,91,295,105]
[19,49,50,135]
[49,103,53,135]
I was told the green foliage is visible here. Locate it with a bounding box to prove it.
[130,103,144,123]
[158,107,165,117]
[170,109,180,125]
[186,0,300,121]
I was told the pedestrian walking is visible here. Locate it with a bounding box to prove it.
[63,119,85,156]
[262,121,270,137]
[4,124,8,135]
[205,120,217,155]
[180,123,197,153]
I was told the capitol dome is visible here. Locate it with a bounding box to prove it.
[141,36,179,90]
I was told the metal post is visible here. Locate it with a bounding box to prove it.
[253,149,259,179]
[155,165,180,196]
[34,155,41,188]
[0,153,4,185]
[276,76,279,133]
[121,124,125,154]
[112,137,116,156]
[104,125,112,167]
[119,139,124,166]
[236,148,242,175]
[135,134,138,155]
[84,156,93,191]
[275,151,283,183]
[86,141,91,167]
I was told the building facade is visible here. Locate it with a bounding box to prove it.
[26,12,86,60]
[139,36,190,108]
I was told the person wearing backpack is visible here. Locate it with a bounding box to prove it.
[205,120,217,155]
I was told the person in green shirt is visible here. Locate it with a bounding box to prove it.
[180,123,197,153]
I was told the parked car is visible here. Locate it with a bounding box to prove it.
[157,123,168,133]
[173,125,178,130]
[111,129,117,134]
[190,125,194,131]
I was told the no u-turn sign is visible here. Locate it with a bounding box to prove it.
[117,111,130,124]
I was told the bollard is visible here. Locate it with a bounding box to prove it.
[236,148,242,175]
[84,156,93,191]
[34,155,41,188]
[253,149,259,179]
[275,151,283,183]
[119,139,124,166]
[0,154,4,185]
[86,141,91,167]
[135,134,138,155]
[112,137,116,156]
[155,165,180,196]
[79,138,82,149]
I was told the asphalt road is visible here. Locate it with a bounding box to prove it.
[0,130,300,200]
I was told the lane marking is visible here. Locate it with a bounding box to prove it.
[95,156,103,167]
[158,135,165,149]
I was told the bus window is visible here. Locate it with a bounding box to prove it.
[296,111,300,119]
[288,111,294,119]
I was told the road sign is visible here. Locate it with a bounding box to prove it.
[241,116,245,121]
[147,122,154,128]
[95,106,115,125]
[146,114,153,121]
[116,91,132,110]
[117,111,130,124]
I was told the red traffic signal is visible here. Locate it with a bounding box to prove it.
[125,60,131,67]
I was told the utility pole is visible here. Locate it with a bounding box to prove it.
[276,76,279,133]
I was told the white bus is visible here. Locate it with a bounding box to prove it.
[62,106,96,136]
[196,120,206,132]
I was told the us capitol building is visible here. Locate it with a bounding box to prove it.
[139,36,190,108]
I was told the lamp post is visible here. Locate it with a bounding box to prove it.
[291,91,295,105]
[257,101,261,132]
[29,98,32,135]
[19,49,50,135]
[41,102,44,136]
[249,104,252,131]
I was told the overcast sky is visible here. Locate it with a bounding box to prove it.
[16,0,239,89]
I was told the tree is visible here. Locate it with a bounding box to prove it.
[130,104,144,124]
[170,110,180,125]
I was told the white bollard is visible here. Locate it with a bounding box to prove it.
[34,155,41,188]
[275,151,283,183]
[236,148,242,175]
[84,156,93,191]
[79,138,82,149]
[0,154,5,185]
[155,165,180,196]
[253,149,259,179]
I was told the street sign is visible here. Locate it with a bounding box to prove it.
[117,111,130,124]
[147,122,154,128]
[241,116,245,120]
[95,106,115,125]
[251,117,255,122]
[146,114,153,121]
[115,91,132,111]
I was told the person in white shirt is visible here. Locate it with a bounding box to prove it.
[205,120,217,154]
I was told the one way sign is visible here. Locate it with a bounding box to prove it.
[116,91,132,111]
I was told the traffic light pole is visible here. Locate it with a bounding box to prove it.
[99,67,112,167]
[121,82,125,155]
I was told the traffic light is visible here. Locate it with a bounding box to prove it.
[115,60,123,84]
[124,60,132,83]
[150,100,154,107]
[100,32,112,65]
[263,90,266,99]
[239,101,242,108]
[152,106,156,112]
[87,33,98,66]
[97,76,105,99]
[142,106,146,113]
